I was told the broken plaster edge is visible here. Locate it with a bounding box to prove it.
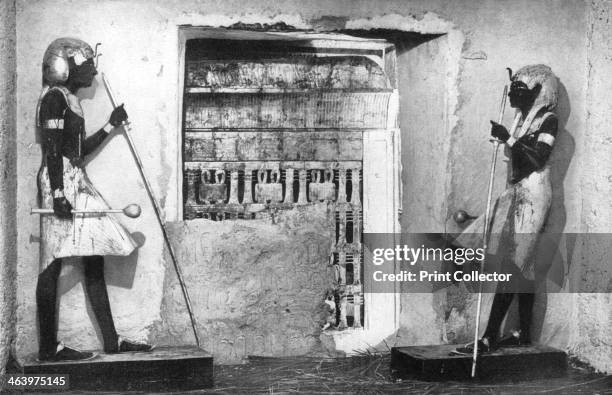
[175,13,312,30]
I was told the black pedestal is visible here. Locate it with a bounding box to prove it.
[20,346,213,392]
[391,344,566,381]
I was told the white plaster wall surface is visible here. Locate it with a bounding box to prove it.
[12,0,610,372]
[0,0,17,375]
[397,36,450,345]
[398,35,450,233]
[573,0,612,373]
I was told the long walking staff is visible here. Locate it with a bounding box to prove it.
[471,84,508,378]
[101,74,201,348]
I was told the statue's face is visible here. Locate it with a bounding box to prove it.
[67,56,97,90]
[508,80,538,110]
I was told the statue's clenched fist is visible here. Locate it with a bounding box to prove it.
[109,104,128,127]
[53,196,73,219]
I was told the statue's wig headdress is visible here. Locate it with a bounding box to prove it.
[42,37,97,86]
[508,64,559,138]
[37,37,99,126]
[512,64,559,112]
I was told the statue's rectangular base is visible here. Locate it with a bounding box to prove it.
[20,346,213,392]
[391,344,566,381]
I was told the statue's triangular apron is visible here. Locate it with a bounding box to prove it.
[453,107,553,280]
[37,86,137,271]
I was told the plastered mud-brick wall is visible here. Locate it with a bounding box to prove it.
[154,206,335,363]
[0,0,17,375]
[572,0,612,373]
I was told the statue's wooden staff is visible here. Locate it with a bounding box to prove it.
[471,84,508,378]
[101,73,201,348]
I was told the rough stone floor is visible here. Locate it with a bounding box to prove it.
[33,353,611,394]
